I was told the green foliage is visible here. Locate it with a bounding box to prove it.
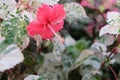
[24,52,37,67]
[83,56,101,69]
[42,40,54,53]
[64,2,89,24]
[0,17,28,46]
[37,67,64,80]
[36,55,44,64]
[1,0,120,80]
[62,39,93,71]
[38,77,47,80]
[82,74,101,80]
[75,39,90,51]
[0,40,10,53]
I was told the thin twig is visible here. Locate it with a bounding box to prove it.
[109,66,119,80]
[97,9,107,24]
[99,53,113,70]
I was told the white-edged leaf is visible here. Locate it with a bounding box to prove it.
[99,11,120,36]
[39,0,59,5]
[102,52,111,56]
[62,49,94,71]
[110,59,116,64]
[0,0,17,19]
[107,11,120,26]
[74,49,94,69]
[52,36,65,61]
[24,75,40,80]
[64,35,76,47]
[83,56,101,69]
[0,44,24,72]
[21,10,35,21]
[42,53,61,67]
[99,24,120,36]
[0,17,28,47]
[64,2,89,24]
[37,66,64,80]
[101,34,115,46]
[62,54,74,71]
[82,73,98,80]
[28,0,42,9]
[91,41,107,52]
[20,37,30,51]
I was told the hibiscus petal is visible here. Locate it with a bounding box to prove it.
[27,4,65,40]
[27,21,54,39]
[27,21,44,37]
[52,21,64,32]
[42,27,54,39]
[42,21,64,39]
[37,4,53,24]
[50,4,66,24]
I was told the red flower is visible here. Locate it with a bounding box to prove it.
[27,4,66,40]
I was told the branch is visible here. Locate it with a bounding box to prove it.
[109,66,119,80]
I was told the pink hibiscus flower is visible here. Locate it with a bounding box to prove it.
[27,4,66,40]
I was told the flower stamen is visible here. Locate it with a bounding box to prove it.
[48,24,64,43]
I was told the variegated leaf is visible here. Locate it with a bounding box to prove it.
[24,75,41,80]
[64,2,89,24]
[52,36,65,61]
[0,44,24,72]
[39,0,59,5]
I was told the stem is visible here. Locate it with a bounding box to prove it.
[109,66,119,80]
[99,52,113,70]
[97,9,107,24]
[99,52,118,80]
[99,61,106,71]
[48,24,64,43]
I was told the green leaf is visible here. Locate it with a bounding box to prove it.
[24,52,37,67]
[38,77,47,80]
[37,67,64,80]
[75,49,94,69]
[66,46,80,58]
[75,39,90,52]
[82,74,101,80]
[52,36,65,61]
[0,17,28,47]
[65,39,90,58]
[36,55,44,64]
[62,39,91,71]
[83,56,101,69]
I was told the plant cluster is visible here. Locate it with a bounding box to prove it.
[0,0,120,80]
